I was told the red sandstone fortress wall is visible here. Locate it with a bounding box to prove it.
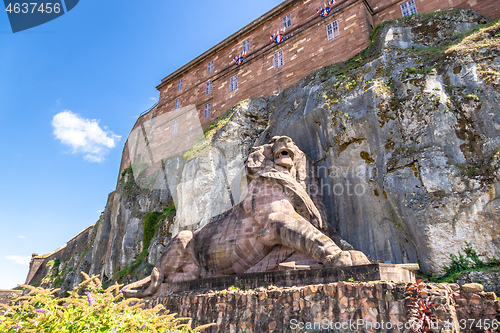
[155,0,371,127]
[368,0,500,26]
[118,0,499,178]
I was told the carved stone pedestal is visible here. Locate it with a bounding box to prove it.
[157,263,416,294]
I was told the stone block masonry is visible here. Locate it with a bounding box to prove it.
[146,281,500,333]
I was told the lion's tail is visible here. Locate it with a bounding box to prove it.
[121,267,164,298]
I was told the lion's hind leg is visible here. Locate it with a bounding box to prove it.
[162,230,201,283]
[122,230,200,298]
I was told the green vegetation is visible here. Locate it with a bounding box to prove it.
[445,16,500,57]
[465,93,480,101]
[467,167,478,176]
[404,67,435,78]
[117,250,149,280]
[457,159,484,178]
[0,272,213,332]
[121,163,150,192]
[38,259,67,289]
[388,209,407,233]
[344,277,355,282]
[53,277,65,288]
[117,206,176,280]
[143,206,176,251]
[183,104,239,160]
[203,105,237,136]
[407,67,434,75]
[426,242,500,283]
[121,164,133,177]
[345,80,357,90]
[46,259,60,269]
[410,15,500,61]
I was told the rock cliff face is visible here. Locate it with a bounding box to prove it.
[27,10,500,289]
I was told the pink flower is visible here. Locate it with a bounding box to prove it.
[86,291,95,306]
[35,309,48,313]
[140,323,147,330]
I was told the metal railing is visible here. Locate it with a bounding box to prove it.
[139,102,159,117]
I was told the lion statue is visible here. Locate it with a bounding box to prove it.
[122,136,370,298]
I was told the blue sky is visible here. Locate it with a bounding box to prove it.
[0,0,283,289]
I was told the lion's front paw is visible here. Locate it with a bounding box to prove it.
[324,251,351,267]
[324,250,370,267]
[347,250,370,265]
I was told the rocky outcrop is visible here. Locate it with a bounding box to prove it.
[27,10,500,289]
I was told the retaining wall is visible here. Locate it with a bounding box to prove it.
[146,281,500,332]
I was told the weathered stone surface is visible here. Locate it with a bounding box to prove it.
[457,269,500,295]
[461,282,485,293]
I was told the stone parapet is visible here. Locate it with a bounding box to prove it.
[146,280,500,332]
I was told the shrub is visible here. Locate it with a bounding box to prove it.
[443,241,484,276]
[428,242,498,283]
[0,272,213,332]
[405,279,439,333]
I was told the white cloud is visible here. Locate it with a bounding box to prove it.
[150,97,157,100]
[5,255,31,265]
[52,111,121,162]
[17,235,26,239]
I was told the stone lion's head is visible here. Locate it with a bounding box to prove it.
[246,136,308,190]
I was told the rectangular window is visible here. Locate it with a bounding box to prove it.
[177,79,183,91]
[172,120,178,134]
[204,103,211,118]
[326,20,339,41]
[242,39,250,53]
[282,14,291,29]
[400,0,417,17]
[174,98,181,110]
[274,50,284,68]
[206,81,212,95]
[207,60,214,73]
[229,75,238,92]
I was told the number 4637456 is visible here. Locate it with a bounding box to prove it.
[6,3,61,14]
